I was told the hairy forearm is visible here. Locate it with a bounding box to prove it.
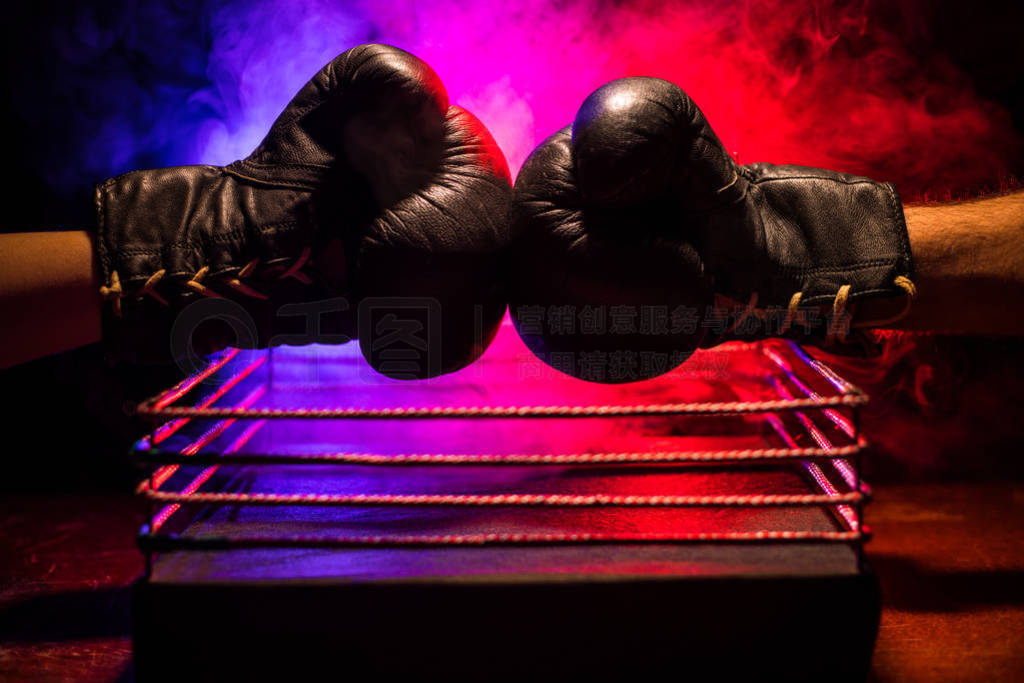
[862,191,1024,335]
[0,231,101,368]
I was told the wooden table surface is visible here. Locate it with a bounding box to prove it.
[2,482,1022,681]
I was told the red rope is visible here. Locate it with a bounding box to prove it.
[139,488,865,507]
[140,441,865,466]
[138,394,866,420]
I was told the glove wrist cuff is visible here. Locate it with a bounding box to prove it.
[94,165,337,364]
[95,165,233,289]
[786,180,913,307]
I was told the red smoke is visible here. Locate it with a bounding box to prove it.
[387,0,1019,200]
[608,1,1019,199]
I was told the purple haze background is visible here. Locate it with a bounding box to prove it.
[21,0,1021,215]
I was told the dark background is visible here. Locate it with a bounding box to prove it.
[2,0,1024,490]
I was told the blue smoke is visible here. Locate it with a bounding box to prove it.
[12,0,379,226]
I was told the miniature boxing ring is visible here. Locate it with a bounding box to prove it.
[130,321,879,680]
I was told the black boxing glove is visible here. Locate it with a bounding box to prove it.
[96,43,511,378]
[572,77,916,348]
[508,77,915,382]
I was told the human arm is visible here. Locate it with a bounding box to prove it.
[0,230,101,369]
[865,191,1024,335]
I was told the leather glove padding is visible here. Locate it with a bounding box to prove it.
[355,107,511,379]
[507,127,712,383]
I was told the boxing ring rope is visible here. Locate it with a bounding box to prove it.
[132,339,872,573]
[134,441,866,466]
[137,394,866,420]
